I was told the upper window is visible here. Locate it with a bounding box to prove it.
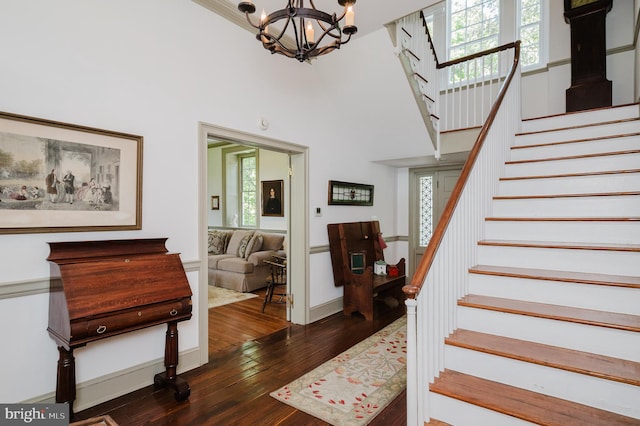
[518,0,543,69]
[447,0,544,79]
[449,0,500,61]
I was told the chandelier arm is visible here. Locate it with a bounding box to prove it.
[242,12,262,30]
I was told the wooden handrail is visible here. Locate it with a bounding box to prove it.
[403,40,521,299]
[419,11,440,65]
[437,42,519,69]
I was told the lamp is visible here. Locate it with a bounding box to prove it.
[238,0,357,62]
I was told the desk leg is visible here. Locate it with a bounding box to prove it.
[153,321,190,402]
[55,346,76,417]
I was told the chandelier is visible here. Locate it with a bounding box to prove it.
[238,0,357,62]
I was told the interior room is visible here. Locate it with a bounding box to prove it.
[0,0,638,424]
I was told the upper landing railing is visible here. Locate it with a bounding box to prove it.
[392,9,519,158]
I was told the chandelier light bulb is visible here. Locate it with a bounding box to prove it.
[346,5,355,27]
[305,21,315,44]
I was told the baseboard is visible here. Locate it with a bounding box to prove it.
[27,347,202,412]
[309,296,343,323]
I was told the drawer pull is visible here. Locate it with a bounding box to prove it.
[96,325,107,334]
[169,309,178,317]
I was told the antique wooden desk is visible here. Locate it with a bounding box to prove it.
[327,221,406,320]
[47,238,192,416]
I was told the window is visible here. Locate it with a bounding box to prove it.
[239,154,257,227]
[518,0,543,69]
[449,0,500,61]
[447,0,544,81]
[418,175,434,246]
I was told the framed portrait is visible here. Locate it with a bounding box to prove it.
[211,195,220,210]
[261,179,284,217]
[0,111,143,234]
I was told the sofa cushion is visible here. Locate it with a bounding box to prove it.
[208,254,236,269]
[261,233,285,251]
[208,230,229,254]
[217,257,254,274]
[226,230,254,256]
[244,233,264,259]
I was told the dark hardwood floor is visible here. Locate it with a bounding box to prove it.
[74,288,407,425]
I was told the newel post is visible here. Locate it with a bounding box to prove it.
[404,285,419,425]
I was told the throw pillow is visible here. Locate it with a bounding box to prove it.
[237,233,254,258]
[208,230,228,254]
[244,233,264,259]
[226,230,254,256]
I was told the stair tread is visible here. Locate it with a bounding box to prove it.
[430,369,640,426]
[479,239,640,252]
[513,131,640,150]
[516,116,640,136]
[506,149,640,165]
[486,217,640,222]
[499,168,640,181]
[494,191,640,199]
[469,265,640,288]
[446,329,640,386]
[459,294,640,332]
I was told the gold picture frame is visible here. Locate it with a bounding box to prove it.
[211,195,220,210]
[0,111,143,234]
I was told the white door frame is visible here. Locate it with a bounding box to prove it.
[198,122,309,365]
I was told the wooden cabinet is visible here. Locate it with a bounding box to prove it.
[327,221,406,320]
[47,238,193,416]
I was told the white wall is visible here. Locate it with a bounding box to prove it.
[0,0,426,406]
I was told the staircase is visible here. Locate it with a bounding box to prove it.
[426,104,640,425]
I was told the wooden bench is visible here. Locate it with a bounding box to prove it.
[327,221,406,320]
[345,259,406,320]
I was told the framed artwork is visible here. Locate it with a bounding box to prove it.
[211,195,220,210]
[0,111,143,234]
[261,179,284,217]
[328,180,374,206]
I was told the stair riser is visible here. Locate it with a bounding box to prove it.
[477,245,640,276]
[504,153,640,177]
[509,135,640,161]
[491,195,640,218]
[515,120,640,146]
[521,105,640,133]
[429,392,537,426]
[457,307,640,361]
[444,346,640,418]
[468,274,640,315]
[485,220,640,244]
[498,173,640,196]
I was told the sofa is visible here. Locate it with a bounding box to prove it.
[207,229,286,293]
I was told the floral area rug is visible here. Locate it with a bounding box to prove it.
[208,285,257,309]
[270,316,406,425]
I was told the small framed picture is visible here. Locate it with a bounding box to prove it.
[261,180,284,217]
[211,195,220,210]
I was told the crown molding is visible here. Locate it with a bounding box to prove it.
[192,0,300,52]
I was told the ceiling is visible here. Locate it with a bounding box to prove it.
[192,0,440,40]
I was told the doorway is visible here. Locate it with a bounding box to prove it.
[408,166,462,275]
[198,122,309,365]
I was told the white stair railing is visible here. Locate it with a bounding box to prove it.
[395,26,522,425]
